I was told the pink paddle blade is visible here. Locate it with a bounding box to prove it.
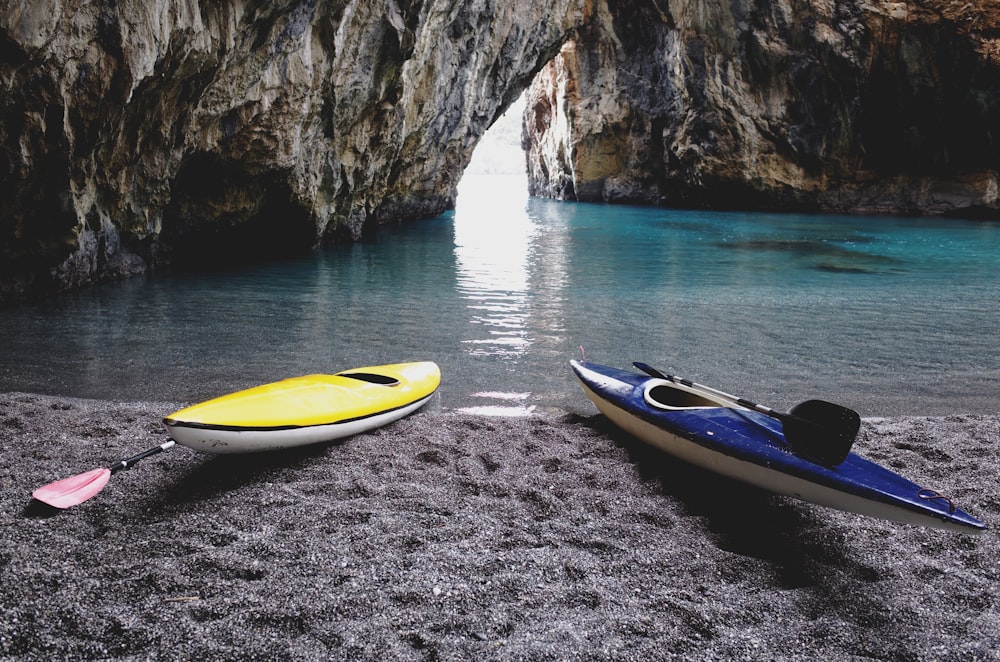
[32,468,112,509]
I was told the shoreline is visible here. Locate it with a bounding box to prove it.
[2,390,998,659]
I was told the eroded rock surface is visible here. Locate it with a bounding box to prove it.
[525,0,1000,215]
[0,0,587,299]
[2,1,998,300]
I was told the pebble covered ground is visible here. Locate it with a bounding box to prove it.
[1,392,998,660]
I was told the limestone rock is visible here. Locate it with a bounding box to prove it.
[524,0,1000,216]
[2,0,999,301]
[0,0,586,300]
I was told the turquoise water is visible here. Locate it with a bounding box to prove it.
[2,174,999,417]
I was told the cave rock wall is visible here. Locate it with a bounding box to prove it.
[3,0,999,301]
[524,0,1000,216]
[0,0,588,299]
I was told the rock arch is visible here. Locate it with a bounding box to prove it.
[2,0,999,300]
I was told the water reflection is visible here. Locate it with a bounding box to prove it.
[453,174,533,358]
[2,181,997,417]
[451,174,574,415]
[452,173,537,414]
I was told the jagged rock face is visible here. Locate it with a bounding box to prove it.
[524,0,1000,216]
[2,1,998,301]
[0,0,587,300]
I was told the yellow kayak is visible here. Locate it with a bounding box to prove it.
[162,362,440,453]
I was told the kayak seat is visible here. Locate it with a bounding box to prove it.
[646,383,723,410]
[340,372,401,386]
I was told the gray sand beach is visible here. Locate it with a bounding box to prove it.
[1,391,998,660]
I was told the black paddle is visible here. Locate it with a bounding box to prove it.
[632,362,860,467]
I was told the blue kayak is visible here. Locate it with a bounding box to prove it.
[571,360,986,533]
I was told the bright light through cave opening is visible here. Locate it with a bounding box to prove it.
[459,92,528,190]
[453,91,538,418]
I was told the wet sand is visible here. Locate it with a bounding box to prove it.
[1,391,997,659]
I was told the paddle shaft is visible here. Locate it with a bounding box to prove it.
[674,377,776,416]
[632,361,861,466]
[31,440,178,508]
[110,441,176,474]
[632,362,778,416]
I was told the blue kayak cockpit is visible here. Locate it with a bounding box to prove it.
[644,380,738,410]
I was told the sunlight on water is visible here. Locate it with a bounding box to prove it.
[454,174,532,359]
[457,390,537,417]
[452,172,545,415]
[1,170,999,417]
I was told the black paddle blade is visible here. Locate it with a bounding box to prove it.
[783,399,861,467]
[632,362,666,379]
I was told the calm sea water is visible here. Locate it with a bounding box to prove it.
[2,174,999,417]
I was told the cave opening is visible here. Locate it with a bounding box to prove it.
[457,91,528,199]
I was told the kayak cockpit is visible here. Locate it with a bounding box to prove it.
[644,380,734,410]
[339,372,401,386]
